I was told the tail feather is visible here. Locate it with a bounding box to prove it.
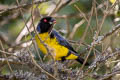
[76,57,89,66]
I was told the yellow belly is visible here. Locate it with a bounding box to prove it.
[35,32,78,60]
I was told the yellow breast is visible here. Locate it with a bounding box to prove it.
[35,32,69,60]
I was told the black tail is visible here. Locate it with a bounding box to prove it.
[76,57,89,66]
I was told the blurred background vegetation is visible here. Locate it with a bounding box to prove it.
[0,0,120,80]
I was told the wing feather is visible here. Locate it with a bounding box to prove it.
[51,30,77,54]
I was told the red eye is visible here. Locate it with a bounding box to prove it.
[44,19,47,22]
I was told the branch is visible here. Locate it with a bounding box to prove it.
[98,70,120,80]
[0,0,49,15]
[49,0,72,16]
[80,23,120,55]
[92,24,120,46]
[89,49,120,69]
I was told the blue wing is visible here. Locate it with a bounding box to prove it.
[50,30,89,65]
[51,30,77,54]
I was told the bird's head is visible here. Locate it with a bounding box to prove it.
[37,16,56,33]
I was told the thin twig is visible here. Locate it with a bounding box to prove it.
[0,40,13,73]
[28,50,57,80]
[68,19,85,39]
[49,0,72,16]
[0,0,49,15]
[98,70,120,80]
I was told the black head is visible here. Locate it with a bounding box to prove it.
[37,16,56,33]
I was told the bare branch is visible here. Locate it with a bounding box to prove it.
[0,0,49,15]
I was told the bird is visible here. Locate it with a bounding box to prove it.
[35,16,89,65]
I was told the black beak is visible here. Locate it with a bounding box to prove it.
[50,18,56,24]
[53,20,56,24]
